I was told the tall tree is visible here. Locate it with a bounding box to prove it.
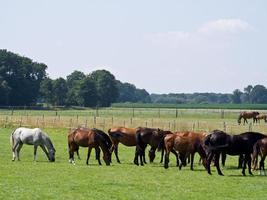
[39,78,54,105]
[250,85,267,103]
[66,71,86,106]
[79,76,98,107]
[0,49,47,106]
[90,70,118,106]
[244,85,253,103]
[52,78,68,106]
[231,89,242,104]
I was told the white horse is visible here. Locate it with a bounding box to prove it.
[10,127,56,162]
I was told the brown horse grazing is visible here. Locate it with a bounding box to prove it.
[163,132,207,170]
[252,137,267,175]
[68,127,112,165]
[135,127,179,166]
[238,111,259,125]
[256,114,267,123]
[108,127,147,164]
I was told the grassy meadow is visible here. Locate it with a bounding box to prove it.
[1,108,267,199]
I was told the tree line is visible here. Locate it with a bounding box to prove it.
[1,49,267,107]
[0,49,150,107]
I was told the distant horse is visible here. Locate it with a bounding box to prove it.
[252,137,267,175]
[135,127,179,166]
[108,127,148,164]
[68,127,112,165]
[204,130,267,176]
[237,111,259,125]
[256,114,267,124]
[162,132,207,170]
[10,127,56,162]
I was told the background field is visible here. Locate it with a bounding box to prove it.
[1,108,267,199]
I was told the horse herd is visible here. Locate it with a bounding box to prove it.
[9,118,267,176]
[238,111,267,125]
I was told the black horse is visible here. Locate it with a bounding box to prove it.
[204,130,266,176]
[134,127,179,166]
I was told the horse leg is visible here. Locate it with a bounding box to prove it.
[86,147,92,165]
[164,148,170,169]
[260,155,266,176]
[33,145,38,161]
[206,152,214,175]
[160,148,164,163]
[238,154,244,169]
[171,149,179,167]
[190,153,195,171]
[76,149,81,160]
[68,146,75,164]
[95,146,101,165]
[12,140,20,161]
[242,155,247,176]
[16,142,23,161]
[149,147,156,163]
[246,154,253,175]
[221,152,226,167]
[134,147,139,166]
[114,144,121,164]
[40,145,49,161]
[214,153,223,176]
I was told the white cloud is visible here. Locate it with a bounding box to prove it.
[198,19,253,35]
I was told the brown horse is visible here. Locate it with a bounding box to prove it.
[256,114,267,123]
[163,131,207,170]
[238,111,259,125]
[135,127,179,166]
[252,137,267,175]
[108,127,146,164]
[68,127,112,165]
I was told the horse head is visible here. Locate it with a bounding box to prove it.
[48,148,56,162]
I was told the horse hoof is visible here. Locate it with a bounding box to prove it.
[219,173,224,176]
[164,165,169,169]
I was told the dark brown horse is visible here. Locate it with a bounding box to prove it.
[238,111,259,125]
[204,130,267,176]
[108,127,146,164]
[252,137,267,175]
[163,131,207,170]
[134,127,179,166]
[68,127,112,165]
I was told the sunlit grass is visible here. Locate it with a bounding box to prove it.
[1,127,267,200]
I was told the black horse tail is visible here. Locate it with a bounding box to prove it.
[157,136,165,152]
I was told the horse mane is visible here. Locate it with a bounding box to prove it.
[94,130,111,153]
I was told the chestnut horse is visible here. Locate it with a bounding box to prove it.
[237,111,259,125]
[108,127,147,164]
[135,127,179,166]
[162,132,207,170]
[204,130,266,176]
[252,137,267,175]
[256,114,267,123]
[68,127,112,165]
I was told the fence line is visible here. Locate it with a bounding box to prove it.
[1,114,266,134]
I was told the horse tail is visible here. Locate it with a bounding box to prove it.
[157,135,165,151]
[10,130,15,148]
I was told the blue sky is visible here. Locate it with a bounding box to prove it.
[1,0,267,93]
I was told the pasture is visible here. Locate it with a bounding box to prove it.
[1,108,267,199]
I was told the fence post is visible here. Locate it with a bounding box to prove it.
[5,116,8,128]
[223,122,226,132]
[132,108,135,118]
[176,108,178,118]
[249,122,252,132]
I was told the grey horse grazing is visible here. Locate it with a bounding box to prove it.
[10,127,56,162]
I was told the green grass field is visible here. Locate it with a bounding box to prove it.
[1,126,267,200]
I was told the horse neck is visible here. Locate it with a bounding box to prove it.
[95,134,109,155]
[43,134,54,151]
